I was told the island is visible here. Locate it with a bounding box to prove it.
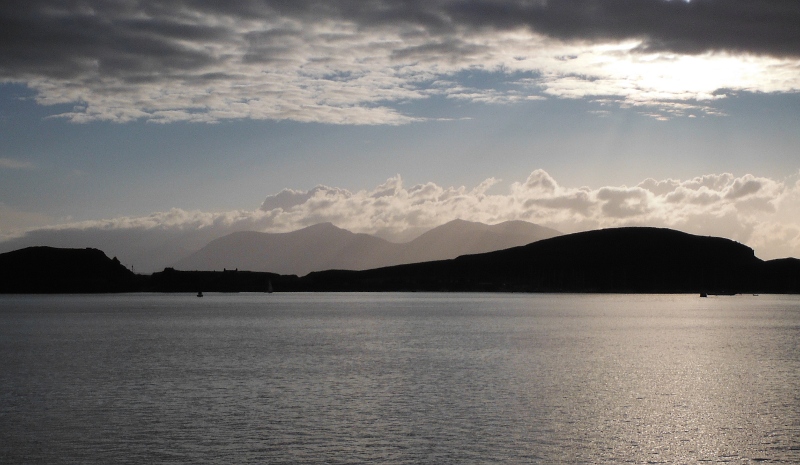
[1,227,798,294]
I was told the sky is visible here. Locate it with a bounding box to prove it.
[1,0,800,271]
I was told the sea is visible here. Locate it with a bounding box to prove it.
[1,293,799,464]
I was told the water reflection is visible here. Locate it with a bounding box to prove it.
[1,293,799,463]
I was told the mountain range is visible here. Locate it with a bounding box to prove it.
[2,226,799,294]
[172,219,562,276]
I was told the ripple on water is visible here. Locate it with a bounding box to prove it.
[1,293,799,463]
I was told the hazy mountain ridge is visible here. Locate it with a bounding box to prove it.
[173,219,562,276]
[3,227,798,294]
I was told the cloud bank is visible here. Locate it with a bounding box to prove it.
[2,169,799,272]
[2,0,799,123]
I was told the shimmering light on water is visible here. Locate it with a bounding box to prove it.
[1,293,799,463]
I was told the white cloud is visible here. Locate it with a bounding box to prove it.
[5,169,799,271]
[2,2,800,123]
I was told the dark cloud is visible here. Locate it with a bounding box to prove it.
[195,0,800,58]
[390,39,488,63]
[267,0,800,57]
[3,0,797,83]
[0,1,231,81]
[2,0,797,123]
[407,0,800,58]
[242,28,304,65]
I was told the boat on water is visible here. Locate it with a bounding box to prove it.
[197,291,203,297]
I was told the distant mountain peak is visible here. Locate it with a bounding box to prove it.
[294,222,350,235]
[442,218,479,225]
[302,221,338,230]
[173,219,561,276]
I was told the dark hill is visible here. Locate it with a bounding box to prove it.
[301,227,798,293]
[147,267,299,293]
[2,228,798,294]
[760,257,800,294]
[0,246,139,293]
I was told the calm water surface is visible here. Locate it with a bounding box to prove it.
[1,293,799,464]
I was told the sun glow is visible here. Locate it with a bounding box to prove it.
[619,53,775,97]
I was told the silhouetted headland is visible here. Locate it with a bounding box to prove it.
[1,228,798,294]
[0,246,139,293]
[302,227,799,293]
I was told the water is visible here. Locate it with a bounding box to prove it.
[1,293,799,464]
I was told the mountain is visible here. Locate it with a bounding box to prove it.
[401,219,561,264]
[0,246,139,293]
[2,228,799,293]
[300,227,800,293]
[173,220,561,276]
[172,223,398,275]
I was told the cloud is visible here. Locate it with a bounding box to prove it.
[596,187,651,218]
[4,169,800,271]
[2,1,799,123]
[0,158,35,170]
[446,0,800,57]
[259,186,350,211]
[725,177,764,199]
